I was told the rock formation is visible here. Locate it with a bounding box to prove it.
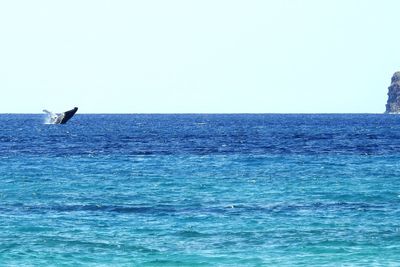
[385,72,400,113]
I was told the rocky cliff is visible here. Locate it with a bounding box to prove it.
[385,72,400,113]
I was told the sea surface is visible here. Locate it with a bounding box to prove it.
[1,114,400,266]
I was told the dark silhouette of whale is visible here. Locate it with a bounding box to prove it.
[60,107,78,124]
[43,107,78,124]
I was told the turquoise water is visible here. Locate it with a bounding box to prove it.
[1,114,400,266]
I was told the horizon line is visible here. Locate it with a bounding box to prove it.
[0,112,389,115]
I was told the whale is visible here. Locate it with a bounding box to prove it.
[43,107,78,124]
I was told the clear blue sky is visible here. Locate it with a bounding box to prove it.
[0,0,399,113]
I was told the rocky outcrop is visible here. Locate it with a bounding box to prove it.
[385,72,400,113]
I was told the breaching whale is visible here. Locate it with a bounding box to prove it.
[43,107,78,124]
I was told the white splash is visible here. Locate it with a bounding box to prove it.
[43,109,64,124]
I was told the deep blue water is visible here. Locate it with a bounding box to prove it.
[1,114,400,266]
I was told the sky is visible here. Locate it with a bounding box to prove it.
[0,0,399,113]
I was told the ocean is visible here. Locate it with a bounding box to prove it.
[1,114,400,266]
